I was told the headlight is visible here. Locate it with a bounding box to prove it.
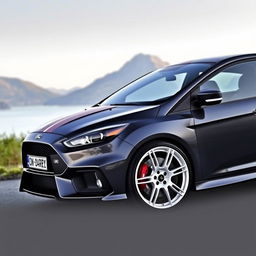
[63,124,128,148]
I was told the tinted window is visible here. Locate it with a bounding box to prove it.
[200,61,256,103]
[101,63,212,105]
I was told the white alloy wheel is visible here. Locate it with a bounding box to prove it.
[134,146,190,209]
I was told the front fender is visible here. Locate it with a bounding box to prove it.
[120,112,202,181]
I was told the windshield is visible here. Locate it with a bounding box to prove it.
[101,63,212,105]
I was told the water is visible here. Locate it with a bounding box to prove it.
[0,105,86,135]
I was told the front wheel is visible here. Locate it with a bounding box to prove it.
[128,141,191,209]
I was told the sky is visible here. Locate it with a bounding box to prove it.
[0,0,255,89]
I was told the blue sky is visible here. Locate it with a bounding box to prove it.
[0,0,255,88]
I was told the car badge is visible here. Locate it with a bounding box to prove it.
[35,134,43,140]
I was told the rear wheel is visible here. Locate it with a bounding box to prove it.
[128,141,191,209]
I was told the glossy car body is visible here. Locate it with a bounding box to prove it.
[20,53,256,205]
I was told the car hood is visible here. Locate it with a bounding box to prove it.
[35,105,159,136]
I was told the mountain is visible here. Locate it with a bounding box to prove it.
[46,53,169,106]
[0,77,59,106]
[46,87,69,95]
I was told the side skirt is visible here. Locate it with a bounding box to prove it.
[196,172,256,190]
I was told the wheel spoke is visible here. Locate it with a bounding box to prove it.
[149,186,160,205]
[170,183,184,196]
[153,188,160,205]
[163,148,174,168]
[163,187,172,205]
[148,150,159,169]
[170,165,186,176]
[137,175,153,185]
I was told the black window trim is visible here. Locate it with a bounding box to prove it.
[190,58,256,107]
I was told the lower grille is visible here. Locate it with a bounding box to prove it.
[20,170,58,197]
[22,142,67,175]
[72,169,112,196]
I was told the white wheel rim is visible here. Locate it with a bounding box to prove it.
[135,146,189,209]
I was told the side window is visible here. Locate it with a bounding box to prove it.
[200,61,256,103]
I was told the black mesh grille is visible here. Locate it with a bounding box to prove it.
[20,171,58,197]
[22,142,67,174]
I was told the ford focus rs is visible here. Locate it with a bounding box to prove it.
[20,54,256,209]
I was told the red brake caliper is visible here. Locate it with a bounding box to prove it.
[138,163,149,190]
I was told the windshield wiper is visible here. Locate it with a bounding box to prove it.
[110,103,143,106]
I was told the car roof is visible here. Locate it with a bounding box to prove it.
[176,53,256,65]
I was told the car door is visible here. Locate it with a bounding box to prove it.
[192,60,256,180]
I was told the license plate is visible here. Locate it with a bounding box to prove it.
[27,155,47,171]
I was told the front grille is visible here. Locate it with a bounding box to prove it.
[22,142,67,175]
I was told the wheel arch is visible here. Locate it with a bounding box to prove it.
[125,133,198,189]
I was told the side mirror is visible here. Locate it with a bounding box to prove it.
[195,90,222,106]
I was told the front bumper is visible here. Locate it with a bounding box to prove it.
[20,132,133,200]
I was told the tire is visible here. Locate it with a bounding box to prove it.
[127,141,192,209]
